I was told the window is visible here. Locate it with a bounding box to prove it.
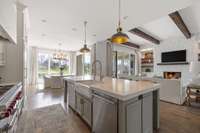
[38,53,49,83]
[83,53,91,75]
[49,56,70,75]
[37,51,70,83]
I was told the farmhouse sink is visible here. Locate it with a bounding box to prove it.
[76,80,102,99]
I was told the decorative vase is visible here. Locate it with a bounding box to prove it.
[60,67,64,76]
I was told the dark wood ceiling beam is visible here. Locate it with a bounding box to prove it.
[122,42,140,49]
[0,36,9,41]
[169,11,191,39]
[129,28,160,44]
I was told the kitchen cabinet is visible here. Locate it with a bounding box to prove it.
[143,92,153,133]
[112,51,136,78]
[68,81,76,110]
[65,77,159,132]
[82,97,92,126]
[76,92,83,115]
[126,99,142,133]
[0,41,5,66]
[64,81,67,102]
[92,41,139,78]
[0,0,17,43]
[76,92,92,126]
[118,92,153,133]
[91,41,113,77]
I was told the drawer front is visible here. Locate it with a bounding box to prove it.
[68,82,75,110]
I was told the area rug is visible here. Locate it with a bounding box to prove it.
[16,104,90,133]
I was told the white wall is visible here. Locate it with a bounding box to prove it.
[0,40,22,83]
[153,37,200,86]
[0,0,17,43]
[94,41,111,76]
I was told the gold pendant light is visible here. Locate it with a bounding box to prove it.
[80,21,90,53]
[111,0,129,44]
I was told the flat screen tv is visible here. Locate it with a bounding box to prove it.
[161,50,186,63]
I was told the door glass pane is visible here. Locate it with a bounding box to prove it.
[112,51,117,78]
[117,52,130,77]
[130,54,135,75]
[38,53,49,83]
[50,55,70,75]
[83,53,91,75]
[50,55,60,74]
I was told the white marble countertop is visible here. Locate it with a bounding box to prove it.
[90,77,160,101]
[63,75,94,82]
[65,76,160,101]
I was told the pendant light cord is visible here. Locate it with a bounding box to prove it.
[118,0,121,28]
[58,43,61,52]
[84,21,87,44]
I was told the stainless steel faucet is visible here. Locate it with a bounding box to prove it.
[92,60,103,81]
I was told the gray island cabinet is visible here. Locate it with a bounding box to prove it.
[118,92,156,133]
[92,90,159,133]
[76,91,92,126]
[64,76,160,133]
[65,80,76,110]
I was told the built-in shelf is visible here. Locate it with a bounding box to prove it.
[141,50,154,73]
[141,63,154,67]
[157,62,189,65]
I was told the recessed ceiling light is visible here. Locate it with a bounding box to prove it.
[41,19,47,23]
[123,16,128,20]
[42,34,46,37]
[72,28,77,31]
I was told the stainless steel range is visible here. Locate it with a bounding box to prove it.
[0,82,24,133]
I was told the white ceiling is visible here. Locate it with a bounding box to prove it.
[136,1,200,49]
[141,16,185,41]
[133,2,200,48]
[19,0,197,51]
[179,2,200,36]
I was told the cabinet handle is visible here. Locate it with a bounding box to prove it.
[138,95,143,100]
[81,99,84,104]
[93,94,116,105]
[81,99,84,115]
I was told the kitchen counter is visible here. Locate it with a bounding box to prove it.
[65,76,160,132]
[65,76,160,101]
[90,77,159,101]
[63,75,94,82]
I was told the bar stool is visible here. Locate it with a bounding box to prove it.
[186,84,200,106]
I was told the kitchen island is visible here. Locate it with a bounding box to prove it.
[64,76,160,133]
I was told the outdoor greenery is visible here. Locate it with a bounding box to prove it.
[38,66,69,79]
[83,54,91,75]
[38,53,70,82]
[37,52,92,83]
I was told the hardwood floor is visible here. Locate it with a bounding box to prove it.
[23,85,200,133]
[157,102,200,133]
[23,85,91,133]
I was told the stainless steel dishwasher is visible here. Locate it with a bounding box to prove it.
[92,92,118,133]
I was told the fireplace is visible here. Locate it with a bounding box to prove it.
[163,72,181,79]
